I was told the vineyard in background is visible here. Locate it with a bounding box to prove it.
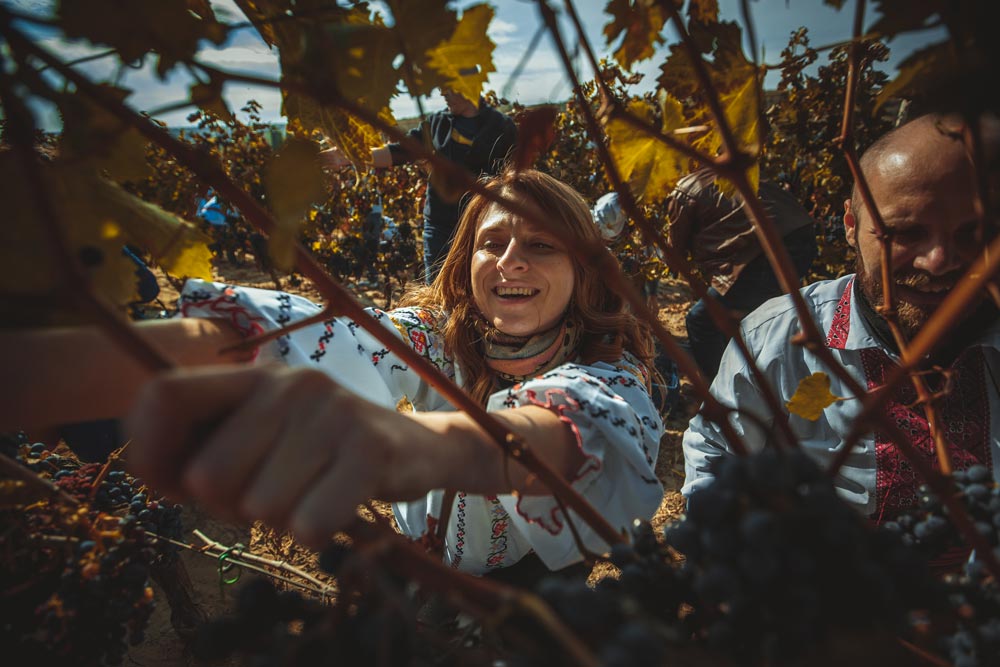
[2,0,997,666]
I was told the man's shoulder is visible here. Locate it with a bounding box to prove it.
[739,275,853,341]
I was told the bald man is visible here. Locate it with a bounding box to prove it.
[682,113,1000,527]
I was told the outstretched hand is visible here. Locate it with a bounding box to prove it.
[318,145,352,170]
[125,365,449,549]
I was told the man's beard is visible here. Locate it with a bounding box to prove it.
[855,252,999,353]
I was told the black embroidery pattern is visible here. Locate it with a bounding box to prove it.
[276,293,292,357]
[309,320,337,362]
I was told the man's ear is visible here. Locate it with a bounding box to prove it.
[843,199,857,248]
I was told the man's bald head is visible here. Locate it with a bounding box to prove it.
[844,112,1000,341]
[852,113,999,218]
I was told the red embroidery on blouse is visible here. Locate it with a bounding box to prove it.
[825,278,854,349]
[181,289,266,361]
[862,347,991,520]
[510,388,601,536]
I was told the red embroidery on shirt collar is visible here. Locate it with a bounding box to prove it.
[826,278,854,350]
[863,347,992,521]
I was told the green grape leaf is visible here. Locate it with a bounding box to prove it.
[786,372,843,421]
[603,0,668,72]
[58,86,152,183]
[264,138,326,271]
[425,4,497,105]
[605,97,687,204]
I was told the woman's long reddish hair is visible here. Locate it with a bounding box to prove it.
[399,169,654,406]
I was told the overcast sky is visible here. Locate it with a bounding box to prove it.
[16,0,946,130]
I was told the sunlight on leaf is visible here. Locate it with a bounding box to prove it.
[0,155,212,327]
[264,138,326,271]
[786,372,843,421]
[656,19,762,195]
[605,97,687,204]
[392,0,458,97]
[603,0,669,72]
[425,4,496,105]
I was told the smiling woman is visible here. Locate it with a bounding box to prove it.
[5,169,663,582]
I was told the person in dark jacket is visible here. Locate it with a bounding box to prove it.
[322,71,516,282]
[668,168,817,379]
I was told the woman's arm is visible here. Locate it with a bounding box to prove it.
[124,364,581,549]
[2,318,251,432]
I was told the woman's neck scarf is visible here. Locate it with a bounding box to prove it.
[477,317,581,384]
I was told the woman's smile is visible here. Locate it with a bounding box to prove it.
[471,203,575,337]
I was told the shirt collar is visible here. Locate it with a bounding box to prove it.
[826,273,1000,353]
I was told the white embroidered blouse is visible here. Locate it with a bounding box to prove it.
[178,280,664,575]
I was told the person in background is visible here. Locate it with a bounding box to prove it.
[592,191,680,417]
[682,114,1000,569]
[322,67,516,283]
[668,168,817,380]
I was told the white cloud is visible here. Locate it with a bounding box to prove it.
[488,17,518,45]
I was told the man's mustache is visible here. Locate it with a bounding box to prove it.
[893,271,964,292]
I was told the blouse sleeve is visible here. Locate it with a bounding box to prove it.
[177,280,450,411]
[486,355,664,571]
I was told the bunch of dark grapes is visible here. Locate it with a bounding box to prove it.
[881,464,999,562]
[192,543,440,667]
[519,520,691,667]
[883,465,1000,667]
[1,440,184,665]
[663,448,939,665]
[939,562,1000,667]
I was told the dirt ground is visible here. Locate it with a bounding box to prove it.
[128,257,697,666]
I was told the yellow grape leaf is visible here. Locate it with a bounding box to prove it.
[786,372,843,421]
[283,91,391,166]
[425,4,496,105]
[264,138,326,271]
[656,19,762,195]
[392,0,459,96]
[396,395,414,413]
[605,97,687,204]
[190,79,234,122]
[58,86,152,183]
[0,156,212,328]
[603,0,669,72]
[713,73,762,196]
[90,176,214,281]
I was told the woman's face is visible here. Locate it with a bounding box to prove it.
[470,203,575,337]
